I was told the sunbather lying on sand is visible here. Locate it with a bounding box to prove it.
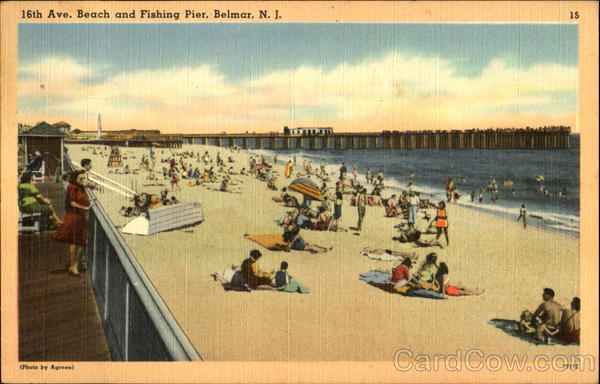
[362,247,418,261]
[426,262,484,298]
[413,238,444,249]
[282,224,332,253]
[211,265,251,291]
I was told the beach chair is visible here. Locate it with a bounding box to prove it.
[17,202,41,234]
[31,161,46,183]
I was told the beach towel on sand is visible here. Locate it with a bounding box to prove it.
[278,280,311,293]
[406,289,444,300]
[244,234,288,251]
[359,271,410,294]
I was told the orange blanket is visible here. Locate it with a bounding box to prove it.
[244,234,289,250]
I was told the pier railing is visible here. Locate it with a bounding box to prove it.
[65,154,201,361]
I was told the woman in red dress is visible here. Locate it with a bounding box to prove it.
[52,169,90,277]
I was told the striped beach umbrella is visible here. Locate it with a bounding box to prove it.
[288,178,323,201]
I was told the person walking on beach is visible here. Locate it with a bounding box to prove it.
[517,204,527,228]
[320,161,327,177]
[376,170,384,186]
[331,190,343,231]
[356,187,367,231]
[408,192,420,227]
[366,168,372,184]
[478,188,484,203]
[445,179,455,202]
[434,201,449,246]
[340,163,347,179]
[284,160,293,178]
[171,171,180,191]
[470,190,476,203]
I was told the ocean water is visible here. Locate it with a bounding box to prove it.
[242,135,580,237]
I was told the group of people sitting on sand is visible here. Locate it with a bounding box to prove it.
[212,250,310,293]
[119,189,180,217]
[280,203,332,232]
[518,288,580,344]
[360,252,483,299]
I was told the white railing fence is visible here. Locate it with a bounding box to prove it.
[65,153,201,361]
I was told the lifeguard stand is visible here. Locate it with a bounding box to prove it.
[107,146,123,168]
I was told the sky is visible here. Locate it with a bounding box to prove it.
[18,23,578,133]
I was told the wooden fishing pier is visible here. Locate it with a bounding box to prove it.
[64,126,571,150]
[181,126,571,150]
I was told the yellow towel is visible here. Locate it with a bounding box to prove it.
[244,234,288,250]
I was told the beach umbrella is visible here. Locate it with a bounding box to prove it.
[289,178,323,201]
[252,164,264,171]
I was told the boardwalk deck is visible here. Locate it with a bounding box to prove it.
[18,179,110,361]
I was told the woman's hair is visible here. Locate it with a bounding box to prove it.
[571,297,581,311]
[283,225,300,243]
[401,258,412,268]
[68,169,85,184]
[20,171,33,184]
[250,249,262,260]
[435,262,449,280]
[280,261,288,270]
[425,253,438,265]
[438,201,446,209]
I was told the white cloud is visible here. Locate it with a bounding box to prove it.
[18,53,577,133]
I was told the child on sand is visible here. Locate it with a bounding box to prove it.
[275,261,310,293]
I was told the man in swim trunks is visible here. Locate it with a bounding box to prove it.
[531,288,564,341]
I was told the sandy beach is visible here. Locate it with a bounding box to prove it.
[65,143,580,361]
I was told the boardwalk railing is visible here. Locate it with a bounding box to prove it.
[69,159,137,198]
[65,154,201,361]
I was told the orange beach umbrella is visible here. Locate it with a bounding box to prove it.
[288,178,323,201]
